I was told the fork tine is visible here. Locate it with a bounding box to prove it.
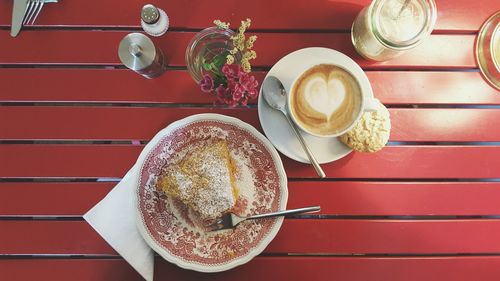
[22,1,35,25]
[22,1,32,25]
[30,0,44,25]
[207,213,234,232]
[28,0,41,25]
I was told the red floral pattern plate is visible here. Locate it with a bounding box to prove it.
[135,114,288,272]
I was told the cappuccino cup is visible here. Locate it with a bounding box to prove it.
[288,63,378,138]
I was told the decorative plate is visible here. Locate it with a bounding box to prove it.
[135,114,288,272]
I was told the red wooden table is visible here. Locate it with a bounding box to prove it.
[1,1,500,280]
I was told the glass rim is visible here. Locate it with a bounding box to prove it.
[370,0,437,49]
[476,11,500,90]
[185,26,236,83]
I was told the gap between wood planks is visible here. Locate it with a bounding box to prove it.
[2,178,500,183]
[1,253,500,259]
[2,140,500,146]
[1,102,499,109]
[0,25,480,35]
[1,215,500,221]
[0,64,481,72]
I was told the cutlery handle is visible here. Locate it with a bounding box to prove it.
[284,113,326,178]
[247,206,321,220]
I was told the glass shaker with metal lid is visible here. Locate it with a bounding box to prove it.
[141,4,169,37]
[352,0,437,61]
[118,32,167,79]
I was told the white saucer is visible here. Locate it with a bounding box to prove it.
[258,47,374,164]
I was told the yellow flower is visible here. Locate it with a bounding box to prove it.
[213,18,256,72]
[213,20,230,29]
[242,50,256,60]
[237,42,245,51]
[246,35,257,49]
[242,60,251,72]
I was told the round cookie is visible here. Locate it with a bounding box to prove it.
[340,100,391,152]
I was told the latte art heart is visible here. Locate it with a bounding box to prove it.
[304,76,346,120]
[290,64,363,136]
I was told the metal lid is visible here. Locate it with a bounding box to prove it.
[118,33,157,70]
[141,4,160,24]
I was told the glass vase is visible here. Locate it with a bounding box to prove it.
[185,27,236,83]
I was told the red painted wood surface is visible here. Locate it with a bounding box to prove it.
[3,106,500,142]
[2,257,500,281]
[1,145,500,179]
[1,0,499,278]
[1,69,497,105]
[4,182,500,216]
[155,256,500,281]
[0,259,144,281]
[0,0,497,32]
[0,182,115,216]
[0,31,476,68]
[3,219,500,254]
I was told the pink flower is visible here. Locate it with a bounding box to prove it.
[233,85,244,101]
[239,73,258,92]
[226,77,237,92]
[222,64,242,79]
[247,88,258,99]
[199,74,214,93]
[240,95,249,106]
[199,63,259,107]
[215,85,228,100]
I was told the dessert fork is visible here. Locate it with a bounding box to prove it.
[208,206,320,231]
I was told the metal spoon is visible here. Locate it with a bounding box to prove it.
[262,76,326,178]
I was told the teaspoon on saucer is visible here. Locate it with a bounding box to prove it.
[262,76,326,178]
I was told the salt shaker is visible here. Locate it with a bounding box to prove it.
[351,0,437,61]
[141,4,169,37]
[118,33,167,79]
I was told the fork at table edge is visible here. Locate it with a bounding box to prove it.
[10,0,58,37]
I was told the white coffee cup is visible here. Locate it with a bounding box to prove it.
[287,62,378,138]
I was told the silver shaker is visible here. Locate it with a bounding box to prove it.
[118,33,167,79]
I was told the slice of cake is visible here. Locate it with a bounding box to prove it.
[156,140,238,220]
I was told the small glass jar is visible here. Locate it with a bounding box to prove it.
[352,0,437,61]
[185,27,236,83]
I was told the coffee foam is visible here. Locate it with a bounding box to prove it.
[290,64,362,136]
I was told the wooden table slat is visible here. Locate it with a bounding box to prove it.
[3,219,500,254]
[0,0,498,32]
[155,256,500,281]
[3,257,500,281]
[3,182,500,216]
[0,32,476,69]
[0,69,497,105]
[1,145,500,178]
[2,107,500,142]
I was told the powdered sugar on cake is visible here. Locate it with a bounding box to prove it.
[156,140,237,221]
[138,120,282,264]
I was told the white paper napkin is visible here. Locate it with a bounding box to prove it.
[83,164,154,281]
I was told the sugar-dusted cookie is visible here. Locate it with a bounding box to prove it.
[340,100,391,152]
